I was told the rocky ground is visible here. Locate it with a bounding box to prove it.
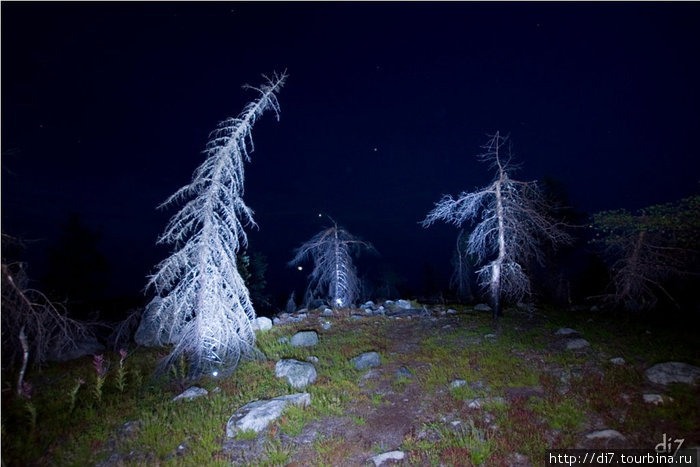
[95,301,700,466]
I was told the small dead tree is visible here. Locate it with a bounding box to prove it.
[591,195,700,311]
[422,132,572,319]
[289,219,373,308]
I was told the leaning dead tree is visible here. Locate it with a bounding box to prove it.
[423,132,572,319]
[143,72,286,378]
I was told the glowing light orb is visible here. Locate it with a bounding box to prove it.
[212,371,219,377]
[297,266,303,271]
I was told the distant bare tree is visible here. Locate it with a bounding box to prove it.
[422,132,572,319]
[289,219,373,308]
[143,72,286,378]
[591,195,700,311]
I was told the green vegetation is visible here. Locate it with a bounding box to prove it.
[2,305,698,465]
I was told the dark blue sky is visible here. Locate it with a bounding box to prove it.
[3,2,699,307]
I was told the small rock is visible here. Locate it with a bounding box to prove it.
[370,450,405,466]
[395,299,412,309]
[306,356,319,363]
[117,420,142,438]
[351,352,381,370]
[395,367,413,379]
[506,452,533,467]
[609,357,625,365]
[474,303,492,312]
[585,429,626,441]
[321,321,332,330]
[361,301,376,309]
[470,380,487,391]
[446,308,457,315]
[484,333,497,339]
[565,338,590,350]
[172,386,208,402]
[555,327,580,337]
[322,308,333,317]
[275,359,317,389]
[278,336,289,344]
[291,330,318,347]
[645,362,700,386]
[504,386,545,401]
[467,396,505,409]
[450,379,467,389]
[251,316,272,331]
[642,394,665,405]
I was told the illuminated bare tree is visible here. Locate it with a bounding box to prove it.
[591,195,700,311]
[289,219,373,308]
[422,132,571,319]
[143,72,286,378]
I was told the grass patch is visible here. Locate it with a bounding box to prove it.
[402,420,495,466]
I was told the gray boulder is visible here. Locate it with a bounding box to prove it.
[395,299,412,309]
[645,362,700,386]
[370,451,405,466]
[172,386,208,402]
[275,359,317,389]
[50,336,105,362]
[351,351,381,370]
[290,330,319,347]
[226,393,310,437]
[251,316,272,331]
[565,338,590,350]
[473,303,492,312]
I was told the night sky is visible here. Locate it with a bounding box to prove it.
[3,2,700,313]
